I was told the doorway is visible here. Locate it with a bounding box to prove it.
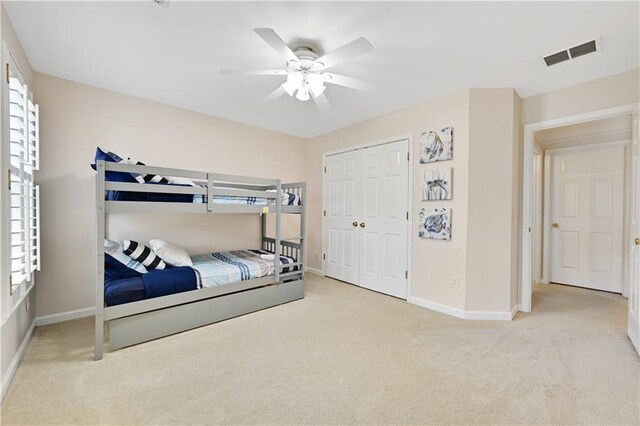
[322,137,411,299]
[522,105,640,354]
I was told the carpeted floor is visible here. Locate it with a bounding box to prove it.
[1,274,638,425]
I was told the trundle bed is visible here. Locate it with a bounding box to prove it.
[95,159,306,360]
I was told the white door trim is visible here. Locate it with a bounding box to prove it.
[521,103,640,312]
[322,133,414,300]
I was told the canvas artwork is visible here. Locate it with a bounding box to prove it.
[420,127,453,163]
[422,167,452,201]
[418,208,451,240]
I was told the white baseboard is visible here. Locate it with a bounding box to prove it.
[511,304,520,319]
[35,306,95,327]
[1,318,36,402]
[408,296,516,321]
[408,296,466,319]
[304,266,323,276]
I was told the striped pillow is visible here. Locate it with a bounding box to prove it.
[123,240,166,270]
[104,239,147,274]
[125,159,169,185]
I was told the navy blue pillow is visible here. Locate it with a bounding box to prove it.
[90,147,138,183]
[104,253,144,281]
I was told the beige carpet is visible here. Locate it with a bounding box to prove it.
[1,275,638,425]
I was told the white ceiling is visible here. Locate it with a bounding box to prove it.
[4,1,639,138]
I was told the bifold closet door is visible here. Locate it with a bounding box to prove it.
[325,139,409,299]
[325,150,360,284]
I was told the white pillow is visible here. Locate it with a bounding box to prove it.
[149,239,193,267]
[167,176,197,186]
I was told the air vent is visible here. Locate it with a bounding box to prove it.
[569,40,597,59]
[542,37,600,67]
[544,50,570,66]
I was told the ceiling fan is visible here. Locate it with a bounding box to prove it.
[220,28,376,111]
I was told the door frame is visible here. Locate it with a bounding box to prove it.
[321,133,414,300]
[543,140,629,292]
[521,103,640,312]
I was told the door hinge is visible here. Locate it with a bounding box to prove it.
[323,210,326,217]
[323,254,326,260]
[405,271,408,279]
[5,63,9,84]
[406,211,409,220]
[324,166,326,173]
[407,152,410,161]
[7,170,11,190]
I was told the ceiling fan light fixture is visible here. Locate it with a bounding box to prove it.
[282,80,298,97]
[296,85,310,101]
[282,71,303,96]
[306,73,325,97]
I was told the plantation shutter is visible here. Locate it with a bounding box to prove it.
[27,99,40,273]
[6,62,39,295]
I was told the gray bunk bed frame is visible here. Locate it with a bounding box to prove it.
[94,160,306,360]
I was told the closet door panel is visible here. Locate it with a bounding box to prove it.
[358,140,408,298]
[325,151,360,285]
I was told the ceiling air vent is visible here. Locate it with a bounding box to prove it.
[569,40,597,59]
[544,50,570,66]
[542,37,600,67]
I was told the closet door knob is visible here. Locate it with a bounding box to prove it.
[359,222,366,228]
[552,223,559,228]
[352,221,358,227]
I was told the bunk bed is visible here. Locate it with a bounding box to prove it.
[95,160,306,360]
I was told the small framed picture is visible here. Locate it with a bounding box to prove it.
[418,207,451,240]
[422,167,452,201]
[420,127,453,163]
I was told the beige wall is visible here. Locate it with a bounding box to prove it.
[32,73,306,317]
[465,89,519,312]
[307,91,471,309]
[1,3,37,387]
[521,68,640,126]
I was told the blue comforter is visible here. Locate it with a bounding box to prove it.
[105,266,197,306]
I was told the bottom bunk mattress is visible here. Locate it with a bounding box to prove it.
[104,249,297,306]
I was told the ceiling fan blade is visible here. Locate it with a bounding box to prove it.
[324,73,377,92]
[312,92,331,112]
[254,28,298,63]
[260,84,287,104]
[315,37,373,69]
[220,69,287,76]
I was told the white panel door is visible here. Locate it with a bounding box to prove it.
[628,117,640,354]
[324,139,409,299]
[550,146,624,292]
[325,150,360,284]
[358,140,409,298]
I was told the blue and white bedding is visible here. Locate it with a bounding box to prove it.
[104,249,297,306]
[192,249,297,288]
[91,147,302,206]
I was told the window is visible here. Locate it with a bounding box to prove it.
[2,44,39,319]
